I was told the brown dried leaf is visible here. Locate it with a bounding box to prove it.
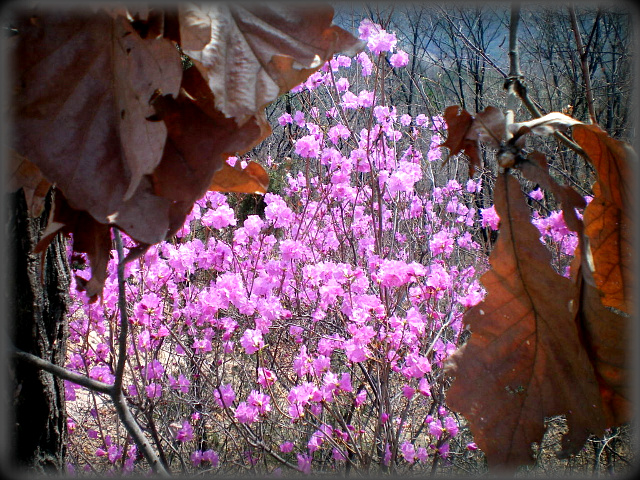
[150,65,270,204]
[12,9,183,217]
[34,191,111,302]
[473,106,506,147]
[209,161,270,194]
[7,150,52,217]
[571,254,631,427]
[440,105,481,175]
[445,173,607,467]
[510,112,583,137]
[572,125,634,313]
[179,4,363,124]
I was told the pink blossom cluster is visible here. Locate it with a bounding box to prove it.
[59,17,573,476]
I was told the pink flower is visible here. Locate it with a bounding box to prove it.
[240,328,264,355]
[357,90,376,107]
[214,384,236,408]
[295,135,321,158]
[357,52,373,76]
[201,204,236,229]
[358,19,381,41]
[297,453,312,474]
[400,114,412,126]
[278,112,293,126]
[341,91,359,109]
[480,205,500,230]
[144,359,164,380]
[400,441,416,463]
[234,402,259,424]
[529,188,544,201]
[202,449,219,467]
[257,367,277,387]
[367,29,397,55]
[190,450,202,466]
[293,110,305,127]
[389,50,409,67]
[334,77,350,92]
[328,124,351,145]
[444,416,459,437]
[175,421,193,442]
[280,441,294,453]
[145,383,162,398]
[247,390,271,415]
[415,114,429,126]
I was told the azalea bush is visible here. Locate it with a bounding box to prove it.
[63,19,583,476]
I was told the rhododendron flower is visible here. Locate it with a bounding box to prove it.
[444,416,459,437]
[340,91,359,109]
[358,18,381,41]
[89,366,114,384]
[175,421,193,442]
[400,441,416,463]
[529,187,544,201]
[280,441,294,453]
[389,50,409,67]
[190,450,202,466]
[214,384,236,408]
[357,51,373,76]
[417,446,429,462]
[257,367,277,387]
[201,204,236,229]
[367,29,397,55]
[297,453,312,474]
[328,124,350,144]
[438,442,450,459]
[144,359,164,380]
[240,328,264,355]
[358,89,376,107]
[234,402,259,424]
[145,383,162,398]
[400,113,412,126]
[295,134,321,158]
[247,390,271,415]
[278,112,293,126]
[334,77,350,92]
[415,113,429,126]
[202,450,219,467]
[480,205,500,230]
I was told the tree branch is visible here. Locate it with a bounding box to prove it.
[569,5,597,124]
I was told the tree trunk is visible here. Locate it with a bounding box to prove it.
[6,188,70,473]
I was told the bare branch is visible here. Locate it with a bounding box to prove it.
[569,6,598,124]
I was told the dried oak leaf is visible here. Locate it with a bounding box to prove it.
[445,173,607,468]
[441,105,505,176]
[7,150,52,217]
[179,4,364,125]
[149,65,270,204]
[570,254,631,427]
[209,161,270,194]
[12,9,183,217]
[572,125,634,314]
[33,190,112,301]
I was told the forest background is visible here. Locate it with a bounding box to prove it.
[3,1,637,477]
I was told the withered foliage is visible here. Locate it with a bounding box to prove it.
[9,5,362,299]
[443,107,633,468]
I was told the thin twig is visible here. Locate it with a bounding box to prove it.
[569,6,597,124]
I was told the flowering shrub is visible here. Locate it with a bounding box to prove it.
[63,19,581,476]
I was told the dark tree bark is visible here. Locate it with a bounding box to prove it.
[6,188,70,473]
